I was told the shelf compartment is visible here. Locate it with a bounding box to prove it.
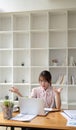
[0,50,13,66]
[68,11,76,29]
[49,31,67,48]
[31,12,48,30]
[31,32,48,48]
[13,50,30,66]
[68,30,76,48]
[49,67,67,85]
[49,11,67,30]
[31,49,48,66]
[0,33,12,49]
[0,68,13,83]
[0,15,12,31]
[13,32,30,49]
[13,14,29,31]
[13,68,30,84]
[49,49,67,66]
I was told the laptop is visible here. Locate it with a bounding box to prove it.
[11,97,48,121]
[19,97,48,116]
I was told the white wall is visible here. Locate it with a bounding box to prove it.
[0,0,76,12]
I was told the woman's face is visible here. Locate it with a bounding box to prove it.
[39,76,50,90]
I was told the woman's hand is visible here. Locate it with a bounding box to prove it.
[9,87,19,93]
[53,87,63,94]
[9,87,22,97]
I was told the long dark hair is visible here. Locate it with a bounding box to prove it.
[39,70,52,84]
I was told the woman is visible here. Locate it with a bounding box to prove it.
[10,70,62,109]
[10,70,62,130]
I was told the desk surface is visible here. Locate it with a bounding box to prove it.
[0,111,76,130]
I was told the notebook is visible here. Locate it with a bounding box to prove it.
[11,97,48,121]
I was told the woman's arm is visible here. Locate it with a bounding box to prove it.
[53,87,63,109]
[9,87,23,97]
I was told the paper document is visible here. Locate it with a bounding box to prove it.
[64,110,76,119]
[11,113,37,121]
[61,110,76,127]
[67,119,76,127]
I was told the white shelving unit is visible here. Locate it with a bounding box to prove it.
[0,10,76,109]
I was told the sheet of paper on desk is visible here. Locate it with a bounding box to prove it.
[67,119,76,127]
[11,113,37,121]
[64,110,76,119]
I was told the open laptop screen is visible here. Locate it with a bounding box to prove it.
[19,97,46,115]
